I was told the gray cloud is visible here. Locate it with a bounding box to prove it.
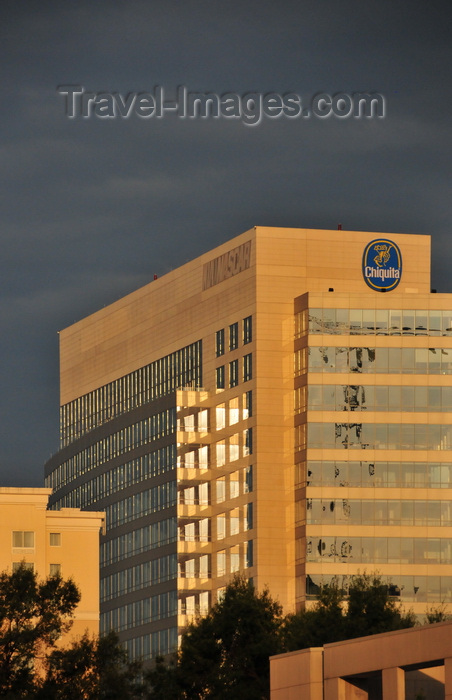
[0,0,451,484]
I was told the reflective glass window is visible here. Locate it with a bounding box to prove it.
[428,501,441,526]
[243,316,252,344]
[336,309,349,331]
[389,310,402,334]
[388,538,400,563]
[429,311,441,336]
[375,310,389,334]
[402,347,415,373]
[245,465,253,493]
[415,311,428,335]
[442,387,452,411]
[388,347,402,372]
[216,366,225,389]
[362,309,375,334]
[323,309,336,333]
[243,353,252,382]
[229,397,239,425]
[216,442,226,467]
[414,348,429,373]
[215,479,226,504]
[230,550,240,573]
[402,310,415,334]
[349,309,362,335]
[229,359,239,387]
[229,322,239,350]
[246,540,253,567]
[216,516,226,540]
[428,348,441,374]
[343,462,356,486]
[244,390,252,418]
[375,347,388,373]
[442,312,452,336]
[229,433,240,462]
[230,512,240,536]
[215,327,227,357]
[216,404,226,430]
[309,309,323,334]
[374,538,387,562]
[335,347,348,371]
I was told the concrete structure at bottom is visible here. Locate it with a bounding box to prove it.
[0,487,105,641]
[270,620,452,699]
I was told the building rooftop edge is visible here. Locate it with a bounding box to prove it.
[58,226,431,335]
[0,487,52,494]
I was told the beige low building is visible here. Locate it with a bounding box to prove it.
[44,226,452,659]
[0,487,104,640]
[270,620,452,699]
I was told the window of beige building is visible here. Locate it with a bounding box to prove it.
[216,404,226,430]
[229,322,239,351]
[243,316,252,345]
[229,397,240,425]
[12,531,34,548]
[13,562,34,572]
[217,551,226,577]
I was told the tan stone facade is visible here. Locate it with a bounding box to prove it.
[45,226,452,659]
[271,621,452,699]
[0,487,104,640]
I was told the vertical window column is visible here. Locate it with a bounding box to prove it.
[229,360,239,388]
[215,329,225,357]
[216,366,225,389]
[243,316,252,344]
[243,354,252,381]
[229,322,239,351]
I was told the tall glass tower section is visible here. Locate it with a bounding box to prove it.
[45,226,452,658]
[295,297,452,614]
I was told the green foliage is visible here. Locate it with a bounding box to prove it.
[282,573,416,652]
[39,631,145,700]
[424,602,451,624]
[145,655,181,700]
[147,575,284,699]
[0,563,80,698]
[148,573,418,698]
[345,573,416,638]
[0,564,142,699]
[0,566,421,699]
[282,577,345,650]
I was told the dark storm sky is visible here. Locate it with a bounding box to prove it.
[1,1,451,485]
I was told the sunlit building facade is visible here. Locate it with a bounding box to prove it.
[0,487,104,641]
[45,226,452,659]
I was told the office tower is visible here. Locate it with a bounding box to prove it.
[0,487,104,640]
[45,227,452,660]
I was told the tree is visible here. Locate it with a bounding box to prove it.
[147,575,284,699]
[0,563,80,697]
[281,576,345,651]
[282,573,416,652]
[424,602,451,624]
[344,573,415,638]
[38,631,145,700]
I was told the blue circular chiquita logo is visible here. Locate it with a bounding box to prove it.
[362,239,402,292]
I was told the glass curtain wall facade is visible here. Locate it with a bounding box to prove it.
[45,226,452,658]
[46,330,255,660]
[295,295,452,614]
[46,343,202,659]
